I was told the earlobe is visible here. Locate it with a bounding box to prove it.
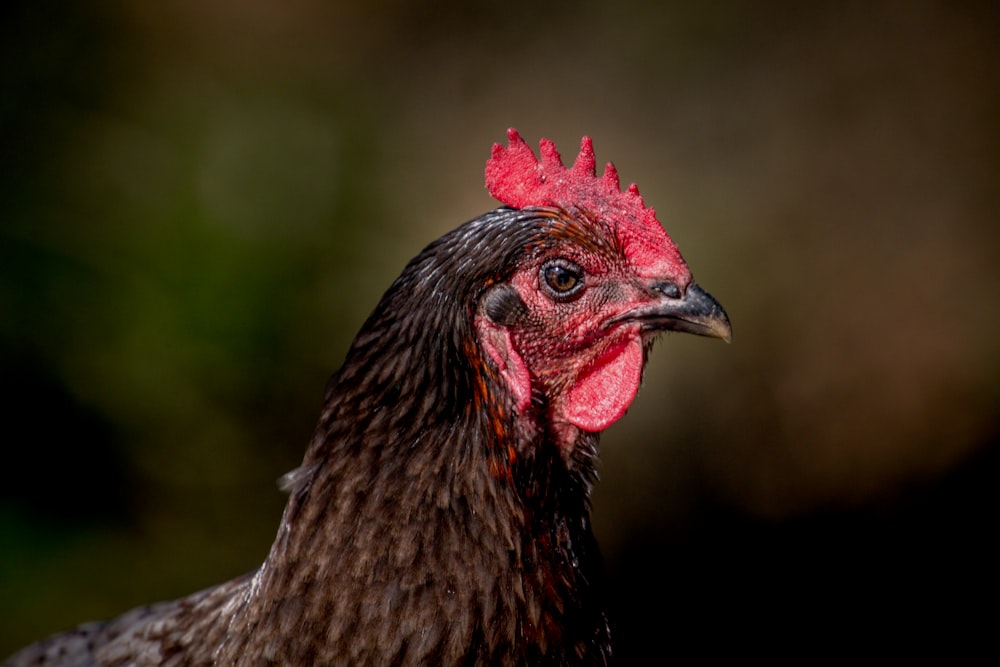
[474,316,532,413]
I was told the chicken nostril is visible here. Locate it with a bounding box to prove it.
[654,282,682,299]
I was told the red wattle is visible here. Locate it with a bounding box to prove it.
[563,337,644,433]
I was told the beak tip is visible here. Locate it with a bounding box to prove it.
[718,314,733,344]
[710,317,733,344]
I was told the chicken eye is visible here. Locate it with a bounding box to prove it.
[541,259,584,298]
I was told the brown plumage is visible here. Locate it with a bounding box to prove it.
[4,130,730,666]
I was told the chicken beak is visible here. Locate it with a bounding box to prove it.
[632,281,732,343]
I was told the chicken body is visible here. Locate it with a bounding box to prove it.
[5,134,730,666]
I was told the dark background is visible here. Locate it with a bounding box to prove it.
[2,0,997,661]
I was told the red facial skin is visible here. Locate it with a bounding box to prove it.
[475,212,691,451]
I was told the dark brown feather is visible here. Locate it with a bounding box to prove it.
[4,208,614,666]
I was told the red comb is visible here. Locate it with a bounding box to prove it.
[485,128,688,282]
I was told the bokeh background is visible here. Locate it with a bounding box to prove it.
[2,0,997,661]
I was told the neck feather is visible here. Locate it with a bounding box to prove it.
[222,209,611,664]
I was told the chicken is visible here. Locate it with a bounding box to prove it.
[4,129,731,666]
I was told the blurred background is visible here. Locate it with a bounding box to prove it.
[1,0,997,661]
